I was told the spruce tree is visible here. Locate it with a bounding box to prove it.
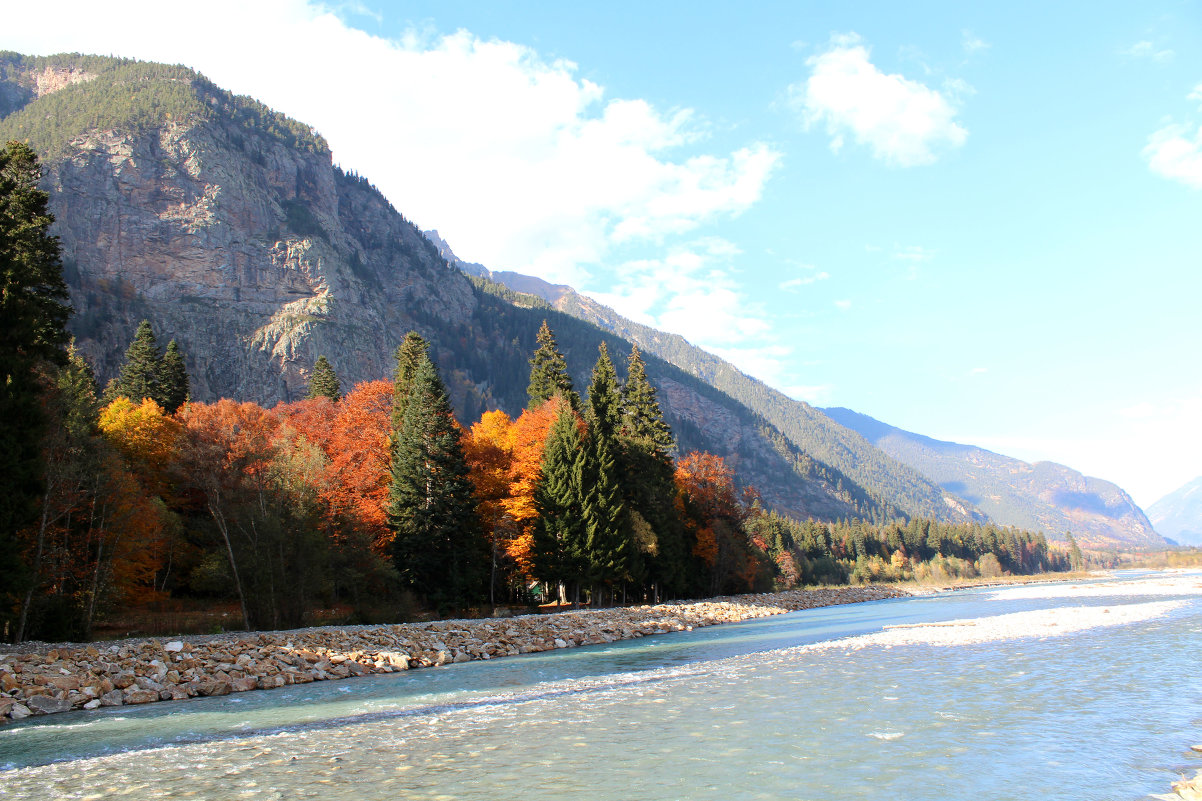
[112,320,162,404]
[581,343,630,595]
[387,354,485,611]
[159,339,190,413]
[527,320,578,410]
[306,355,341,402]
[0,141,72,633]
[532,404,588,603]
[619,346,685,597]
[391,331,428,431]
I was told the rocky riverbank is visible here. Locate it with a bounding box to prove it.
[0,585,905,722]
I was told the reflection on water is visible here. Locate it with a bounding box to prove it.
[2,574,1200,800]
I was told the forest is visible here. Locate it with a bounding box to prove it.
[0,140,1069,645]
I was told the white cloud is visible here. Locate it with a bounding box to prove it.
[962,30,990,55]
[789,33,968,167]
[779,266,829,291]
[892,244,935,262]
[4,0,780,284]
[583,238,801,389]
[781,384,835,405]
[1143,84,1202,189]
[834,299,852,311]
[1121,41,1174,63]
[968,367,988,376]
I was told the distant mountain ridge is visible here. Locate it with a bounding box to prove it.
[426,230,978,526]
[0,51,933,528]
[1147,476,1202,546]
[821,407,1164,548]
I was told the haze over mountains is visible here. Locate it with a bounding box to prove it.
[821,408,1163,548]
[1147,476,1202,546]
[0,51,1168,549]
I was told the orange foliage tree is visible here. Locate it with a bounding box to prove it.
[674,452,770,595]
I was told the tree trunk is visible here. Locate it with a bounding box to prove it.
[210,503,251,630]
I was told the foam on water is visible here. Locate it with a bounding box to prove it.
[2,573,1201,800]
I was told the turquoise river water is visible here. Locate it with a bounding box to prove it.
[1,571,1200,800]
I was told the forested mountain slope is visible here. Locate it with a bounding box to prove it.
[0,51,910,526]
[822,407,1164,548]
[426,232,978,524]
[1147,476,1202,546]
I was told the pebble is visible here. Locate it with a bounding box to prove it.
[0,586,905,722]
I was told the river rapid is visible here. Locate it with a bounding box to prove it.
[2,571,1200,800]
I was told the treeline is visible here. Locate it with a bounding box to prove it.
[1,141,1071,643]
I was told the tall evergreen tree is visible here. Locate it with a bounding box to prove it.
[621,346,674,458]
[619,346,686,598]
[391,331,428,431]
[0,141,72,636]
[111,320,163,404]
[527,320,578,410]
[532,404,588,603]
[159,339,190,413]
[387,354,485,611]
[581,343,630,595]
[306,355,341,402]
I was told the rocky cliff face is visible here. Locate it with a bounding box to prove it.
[823,407,1165,548]
[0,53,890,526]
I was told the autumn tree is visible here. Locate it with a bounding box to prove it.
[306,355,341,402]
[387,355,485,612]
[463,409,516,605]
[675,452,770,596]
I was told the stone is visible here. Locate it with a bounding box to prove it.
[163,641,184,653]
[231,677,258,692]
[10,703,32,719]
[99,690,124,707]
[26,695,72,715]
[83,699,101,710]
[198,681,231,697]
[124,689,159,705]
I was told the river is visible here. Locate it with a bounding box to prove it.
[2,571,1200,800]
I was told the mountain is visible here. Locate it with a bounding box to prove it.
[1147,477,1202,546]
[0,51,927,527]
[426,232,978,525]
[821,407,1165,548]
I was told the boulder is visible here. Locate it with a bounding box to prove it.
[26,695,72,714]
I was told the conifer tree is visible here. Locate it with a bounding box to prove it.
[0,141,72,630]
[580,343,630,596]
[532,404,587,603]
[112,320,162,404]
[387,354,485,611]
[527,320,578,410]
[391,331,428,431]
[159,339,190,413]
[619,346,685,597]
[306,355,341,402]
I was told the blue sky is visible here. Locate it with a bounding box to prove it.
[7,0,1202,506]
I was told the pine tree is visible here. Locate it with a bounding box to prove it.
[159,339,190,413]
[532,404,587,602]
[621,345,674,459]
[112,320,162,404]
[306,355,341,402]
[619,346,685,598]
[580,343,630,595]
[527,320,578,410]
[387,354,485,611]
[0,141,72,635]
[391,331,428,431]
